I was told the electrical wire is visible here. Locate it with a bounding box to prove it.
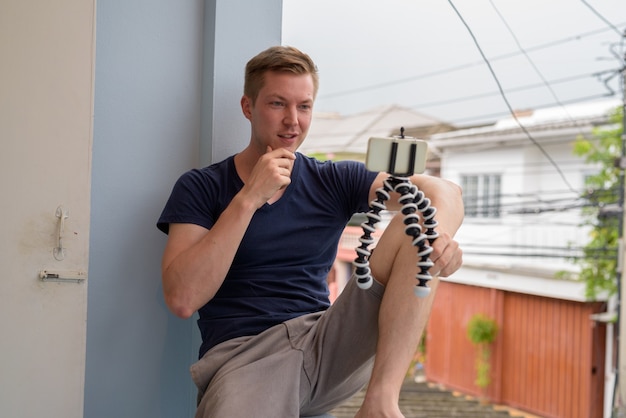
[407,71,608,110]
[450,94,619,125]
[317,22,626,100]
[580,0,624,37]
[311,96,620,143]
[488,0,594,143]
[447,0,609,194]
[461,251,616,261]
[312,7,624,127]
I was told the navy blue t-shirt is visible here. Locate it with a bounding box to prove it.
[157,152,377,358]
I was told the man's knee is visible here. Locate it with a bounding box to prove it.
[368,213,416,283]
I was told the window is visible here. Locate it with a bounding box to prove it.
[461,174,501,218]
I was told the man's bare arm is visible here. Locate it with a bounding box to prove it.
[161,194,258,318]
[161,148,295,318]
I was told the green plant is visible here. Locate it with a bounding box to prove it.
[467,314,498,390]
[570,106,623,299]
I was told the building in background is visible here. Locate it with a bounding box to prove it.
[326,97,621,418]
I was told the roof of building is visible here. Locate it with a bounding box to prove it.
[427,98,622,150]
[301,104,452,156]
[301,98,621,158]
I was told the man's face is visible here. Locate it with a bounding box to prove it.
[242,71,315,153]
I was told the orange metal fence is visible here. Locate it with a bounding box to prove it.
[426,281,606,418]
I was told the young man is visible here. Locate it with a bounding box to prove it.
[157,45,463,418]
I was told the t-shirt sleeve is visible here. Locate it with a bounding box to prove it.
[330,160,378,215]
[156,169,217,234]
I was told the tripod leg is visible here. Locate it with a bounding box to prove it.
[354,175,437,296]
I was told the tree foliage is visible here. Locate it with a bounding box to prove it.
[571,106,623,298]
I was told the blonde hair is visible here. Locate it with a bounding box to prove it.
[244,45,319,103]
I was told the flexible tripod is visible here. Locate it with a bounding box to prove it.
[353,130,438,298]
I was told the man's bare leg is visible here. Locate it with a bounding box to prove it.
[355,213,441,418]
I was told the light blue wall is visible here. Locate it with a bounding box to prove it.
[200,2,284,165]
[87,1,282,416]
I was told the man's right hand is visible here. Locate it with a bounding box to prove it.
[243,146,295,207]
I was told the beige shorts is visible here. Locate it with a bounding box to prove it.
[191,276,385,418]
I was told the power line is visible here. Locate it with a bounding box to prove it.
[464,201,617,217]
[488,0,594,143]
[317,22,626,100]
[312,96,620,143]
[407,71,610,110]
[453,159,603,173]
[464,188,620,206]
[447,0,577,193]
[580,0,624,37]
[461,251,616,261]
[462,242,616,254]
[449,93,618,125]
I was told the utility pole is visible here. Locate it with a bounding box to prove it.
[615,28,626,418]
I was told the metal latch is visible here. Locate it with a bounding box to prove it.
[39,270,87,283]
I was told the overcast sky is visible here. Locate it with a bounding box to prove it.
[282,0,626,126]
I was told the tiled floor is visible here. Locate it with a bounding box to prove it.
[328,378,542,418]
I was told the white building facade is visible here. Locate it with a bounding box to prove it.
[431,98,621,299]
[429,98,621,417]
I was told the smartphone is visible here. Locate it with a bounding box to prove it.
[365,136,428,176]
